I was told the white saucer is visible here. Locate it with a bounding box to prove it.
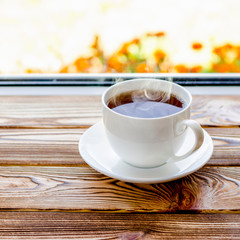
[79,121,213,184]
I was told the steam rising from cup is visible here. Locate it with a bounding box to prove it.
[109,77,175,108]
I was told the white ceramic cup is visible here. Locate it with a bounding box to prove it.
[102,79,204,168]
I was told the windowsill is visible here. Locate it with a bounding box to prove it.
[0,86,239,96]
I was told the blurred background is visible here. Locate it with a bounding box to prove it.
[1,0,240,74]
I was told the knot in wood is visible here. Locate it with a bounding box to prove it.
[177,187,195,210]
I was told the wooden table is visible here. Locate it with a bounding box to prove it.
[0,94,240,239]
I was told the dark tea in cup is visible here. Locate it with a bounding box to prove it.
[107,89,185,118]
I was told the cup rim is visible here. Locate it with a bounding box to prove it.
[102,78,192,120]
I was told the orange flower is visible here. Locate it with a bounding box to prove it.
[218,64,231,72]
[213,44,233,58]
[105,67,114,73]
[91,35,104,58]
[59,66,69,73]
[192,42,203,50]
[74,57,90,72]
[118,38,140,55]
[213,46,223,57]
[130,38,140,45]
[235,46,240,59]
[118,43,130,55]
[190,65,202,73]
[146,32,165,37]
[154,50,166,63]
[212,63,240,73]
[224,43,233,50]
[108,54,125,72]
[91,35,100,49]
[135,62,154,73]
[25,69,42,73]
[155,32,165,37]
[174,64,189,73]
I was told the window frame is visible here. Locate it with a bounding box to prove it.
[0,73,240,86]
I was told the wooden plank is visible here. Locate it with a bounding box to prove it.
[192,95,240,127]
[0,128,84,165]
[0,212,239,239]
[0,95,239,128]
[0,166,239,212]
[0,128,239,166]
[0,96,102,128]
[206,128,240,165]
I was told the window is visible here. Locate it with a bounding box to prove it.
[0,0,240,86]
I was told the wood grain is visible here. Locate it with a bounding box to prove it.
[0,212,239,239]
[207,128,240,165]
[0,128,84,165]
[0,95,239,128]
[192,95,240,126]
[0,96,102,128]
[0,94,239,238]
[0,127,240,166]
[0,166,239,212]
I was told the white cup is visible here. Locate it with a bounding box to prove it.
[102,79,204,168]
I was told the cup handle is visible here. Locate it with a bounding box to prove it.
[168,119,204,162]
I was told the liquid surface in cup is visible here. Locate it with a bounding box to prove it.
[107,89,184,118]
